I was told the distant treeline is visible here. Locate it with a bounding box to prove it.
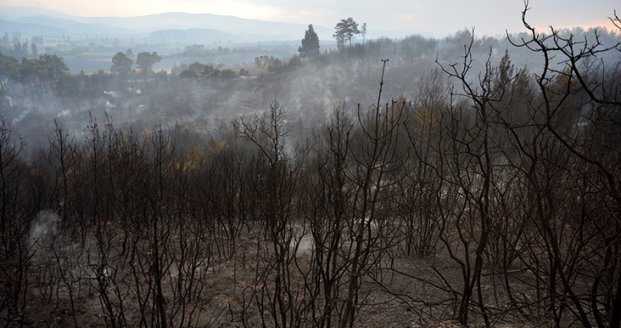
[1,10,621,327]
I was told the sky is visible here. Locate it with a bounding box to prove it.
[1,0,619,36]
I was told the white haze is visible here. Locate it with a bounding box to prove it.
[1,0,619,37]
[3,28,619,159]
[29,210,61,247]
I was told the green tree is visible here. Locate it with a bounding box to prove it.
[37,54,68,82]
[111,51,133,74]
[135,51,161,74]
[298,24,320,58]
[0,53,19,81]
[30,43,38,59]
[125,48,134,60]
[361,22,367,44]
[19,54,68,86]
[333,17,360,49]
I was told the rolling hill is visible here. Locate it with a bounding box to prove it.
[0,6,333,42]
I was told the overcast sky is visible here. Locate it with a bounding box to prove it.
[2,0,619,36]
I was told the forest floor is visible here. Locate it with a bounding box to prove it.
[14,226,550,328]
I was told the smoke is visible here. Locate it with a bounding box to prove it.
[29,209,61,247]
[2,29,619,159]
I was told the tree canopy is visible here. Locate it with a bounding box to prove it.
[111,51,134,74]
[298,24,320,58]
[18,54,68,86]
[135,51,161,74]
[0,52,19,80]
[334,17,360,49]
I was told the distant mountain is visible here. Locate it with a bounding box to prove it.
[149,28,249,44]
[0,19,67,36]
[0,6,333,42]
[0,11,134,37]
[85,12,332,40]
[16,15,129,36]
[0,6,71,20]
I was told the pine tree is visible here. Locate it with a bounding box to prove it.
[333,17,360,49]
[135,52,161,74]
[298,24,320,59]
[111,52,134,74]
